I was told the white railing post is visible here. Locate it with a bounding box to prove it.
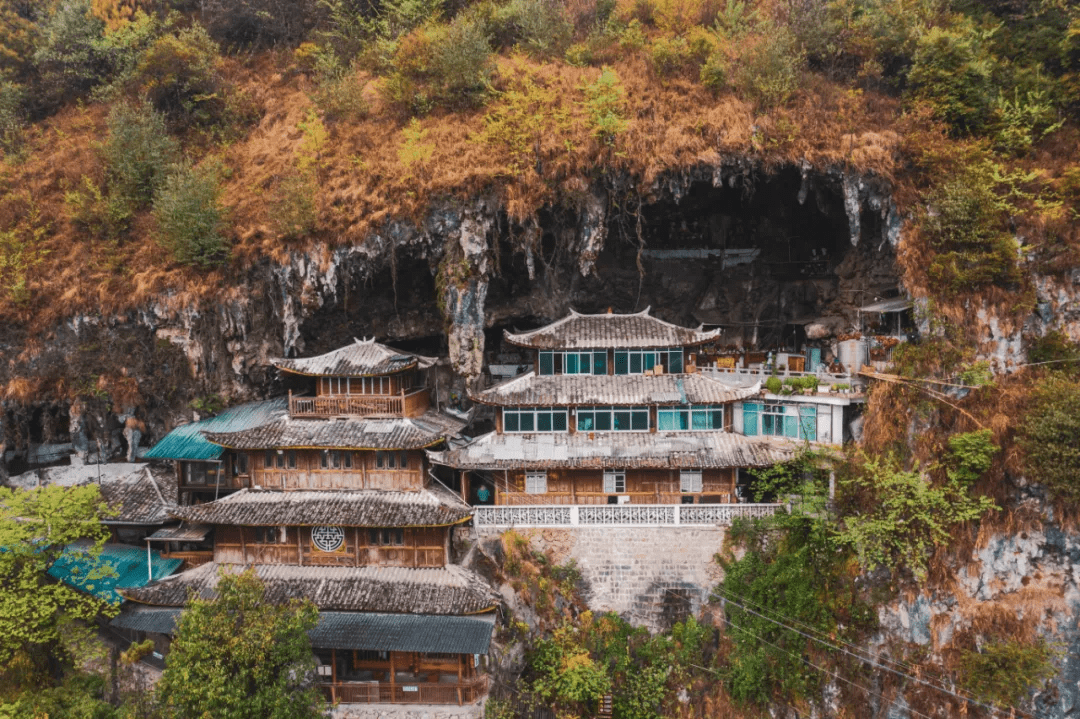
[570,505,579,526]
[674,505,681,526]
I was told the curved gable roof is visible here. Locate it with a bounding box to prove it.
[504,308,720,350]
[273,338,437,377]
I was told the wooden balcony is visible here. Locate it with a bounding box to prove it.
[161,550,215,570]
[320,675,488,705]
[289,389,430,419]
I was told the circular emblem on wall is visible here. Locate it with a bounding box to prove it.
[311,525,345,553]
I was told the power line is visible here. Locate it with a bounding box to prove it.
[714,607,939,719]
[713,588,1043,719]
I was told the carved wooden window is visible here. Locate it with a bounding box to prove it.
[254,527,286,544]
[368,528,404,546]
[311,525,346,552]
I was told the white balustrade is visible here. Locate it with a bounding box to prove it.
[472,503,781,528]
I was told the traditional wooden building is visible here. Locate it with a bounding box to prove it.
[121,340,496,706]
[430,308,799,507]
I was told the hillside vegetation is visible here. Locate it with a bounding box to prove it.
[0,0,1077,331]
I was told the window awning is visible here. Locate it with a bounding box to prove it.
[109,608,496,655]
[858,298,912,313]
[145,525,213,542]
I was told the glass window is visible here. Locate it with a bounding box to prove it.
[762,404,786,436]
[565,353,579,374]
[525,472,547,494]
[658,408,689,431]
[375,451,384,468]
[504,407,569,433]
[234,453,248,476]
[539,352,554,375]
[603,471,626,493]
[799,406,817,441]
[613,348,683,374]
[264,451,274,469]
[369,528,404,546]
[344,451,353,469]
[286,451,297,469]
[614,352,629,375]
[691,406,723,430]
[255,527,285,544]
[743,402,760,436]
[593,352,608,374]
[668,351,684,373]
[680,470,703,493]
[399,451,408,468]
[576,407,648,432]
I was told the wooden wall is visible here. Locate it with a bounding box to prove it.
[317,371,417,396]
[248,450,425,491]
[213,526,448,567]
[493,468,736,505]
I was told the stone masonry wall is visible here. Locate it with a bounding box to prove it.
[480,526,728,631]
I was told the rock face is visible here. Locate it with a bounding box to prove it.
[872,493,1080,719]
[0,159,904,459]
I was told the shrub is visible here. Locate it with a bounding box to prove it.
[199,0,321,49]
[945,429,998,486]
[765,375,782,394]
[990,85,1063,156]
[31,0,109,113]
[308,47,369,122]
[496,0,574,56]
[482,60,573,174]
[0,80,25,158]
[398,118,434,169]
[384,15,493,113]
[1017,375,1080,500]
[100,101,178,209]
[1027,330,1080,366]
[64,176,132,239]
[134,24,223,128]
[835,452,996,578]
[699,50,727,91]
[727,24,804,108]
[270,173,318,240]
[958,638,1058,708]
[922,162,1021,293]
[907,20,997,135]
[582,66,627,145]
[153,161,228,268]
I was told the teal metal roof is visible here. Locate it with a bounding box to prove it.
[109,607,495,654]
[48,543,181,605]
[143,398,288,461]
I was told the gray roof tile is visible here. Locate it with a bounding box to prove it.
[170,488,472,527]
[274,339,436,377]
[430,430,798,470]
[473,372,761,407]
[504,308,721,350]
[203,411,465,451]
[120,562,498,614]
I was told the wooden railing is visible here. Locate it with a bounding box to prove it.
[162,551,214,570]
[320,675,488,705]
[289,389,430,418]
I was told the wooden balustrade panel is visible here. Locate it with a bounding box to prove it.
[365,470,422,491]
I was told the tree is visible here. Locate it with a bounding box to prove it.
[0,485,112,667]
[1017,374,1080,500]
[153,160,229,268]
[156,568,326,719]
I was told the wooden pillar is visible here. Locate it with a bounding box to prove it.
[457,654,464,705]
[297,528,303,566]
[355,527,361,566]
[461,470,469,503]
[331,648,337,703]
[649,405,657,433]
[495,408,503,434]
[390,651,396,700]
[240,528,247,563]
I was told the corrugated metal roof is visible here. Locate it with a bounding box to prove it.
[146,524,212,542]
[121,563,497,614]
[144,398,289,461]
[504,308,721,350]
[109,607,496,654]
[274,339,437,377]
[858,298,912,313]
[203,411,465,451]
[169,488,472,527]
[47,542,181,604]
[429,431,798,470]
[473,372,761,407]
[310,612,494,653]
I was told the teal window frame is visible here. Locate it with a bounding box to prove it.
[576,406,649,432]
[798,406,817,441]
[743,403,760,436]
[614,348,684,375]
[538,350,606,375]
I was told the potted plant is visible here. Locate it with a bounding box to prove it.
[765,376,783,394]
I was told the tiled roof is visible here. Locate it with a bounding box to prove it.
[504,308,721,350]
[169,487,472,527]
[48,542,181,605]
[108,608,496,654]
[309,612,495,653]
[429,430,798,470]
[143,398,288,461]
[146,524,213,542]
[472,372,761,407]
[9,463,174,526]
[203,411,465,451]
[273,338,437,377]
[120,562,498,614]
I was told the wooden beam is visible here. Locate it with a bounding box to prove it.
[331,648,337,703]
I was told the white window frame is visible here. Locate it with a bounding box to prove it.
[525,472,548,494]
[761,404,786,437]
[575,406,650,432]
[503,407,569,433]
[680,470,703,493]
[603,471,626,494]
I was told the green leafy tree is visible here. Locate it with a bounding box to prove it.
[1017,374,1080,500]
[958,638,1059,708]
[101,101,179,209]
[156,568,325,719]
[153,160,229,268]
[0,485,112,666]
[908,19,997,135]
[834,452,996,578]
[31,0,109,112]
[945,429,998,486]
[134,24,223,128]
